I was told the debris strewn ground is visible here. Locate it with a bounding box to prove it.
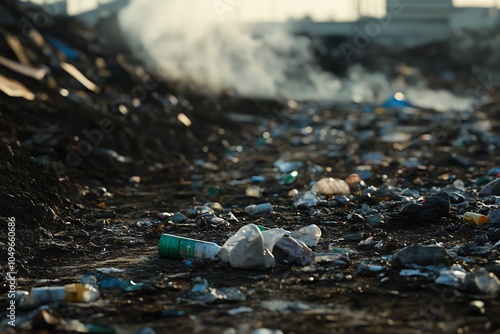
[1,1,500,333]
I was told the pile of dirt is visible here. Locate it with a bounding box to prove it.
[0,0,282,273]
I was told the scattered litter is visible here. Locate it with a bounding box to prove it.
[227,306,253,316]
[159,234,221,261]
[389,245,449,267]
[387,192,451,224]
[463,212,489,226]
[399,269,431,278]
[245,203,273,215]
[311,177,350,195]
[260,300,311,313]
[96,268,125,274]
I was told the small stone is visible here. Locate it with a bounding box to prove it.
[171,213,187,223]
[344,233,363,241]
[449,192,465,204]
[479,178,500,197]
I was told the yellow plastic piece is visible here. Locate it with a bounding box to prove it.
[64,283,86,302]
[463,212,489,226]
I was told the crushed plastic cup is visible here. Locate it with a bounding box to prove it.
[219,224,276,270]
[158,234,221,260]
[290,224,321,247]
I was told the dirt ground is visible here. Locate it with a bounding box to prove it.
[1,2,500,333]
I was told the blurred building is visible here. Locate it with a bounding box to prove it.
[20,0,500,48]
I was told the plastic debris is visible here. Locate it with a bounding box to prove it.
[245,203,273,215]
[329,247,357,255]
[313,253,349,265]
[219,224,276,270]
[274,160,304,173]
[100,277,122,289]
[357,261,385,274]
[251,175,266,183]
[283,171,299,185]
[227,306,253,316]
[18,283,99,308]
[158,234,221,260]
[387,192,450,224]
[180,277,246,304]
[120,280,144,292]
[294,191,319,207]
[96,268,124,274]
[289,224,321,247]
[435,266,468,287]
[381,92,415,109]
[246,185,263,198]
[463,212,489,226]
[389,245,449,267]
[311,177,350,195]
[218,224,323,270]
[399,269,431,277]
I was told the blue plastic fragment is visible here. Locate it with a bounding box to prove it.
[45,36,80,60]
[101,277,122,289]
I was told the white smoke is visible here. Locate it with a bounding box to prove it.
[118,0,473,109]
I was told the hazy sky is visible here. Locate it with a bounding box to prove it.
[25,0,500,21]
[232,0,500,22]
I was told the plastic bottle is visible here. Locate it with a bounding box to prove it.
[158,234,221,260]
[463,212,489,226]
[283,171,299,185]
[21,283,99,307]
[245,203,273,215]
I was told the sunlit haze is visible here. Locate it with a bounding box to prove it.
[25,0,500,21]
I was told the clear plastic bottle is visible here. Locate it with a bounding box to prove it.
[245,203,273,215]
[21,283,99,308]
